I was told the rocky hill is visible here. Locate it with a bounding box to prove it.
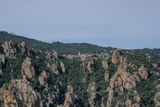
[0,31,113,54]
[0,32,160,107]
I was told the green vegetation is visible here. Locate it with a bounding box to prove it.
[0,31,112,54]
[137,75,158,107]
[0,31,160,107]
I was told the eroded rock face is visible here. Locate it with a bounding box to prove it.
[20,41,26,48]
[87,82,96,107]
[21,57,35,80]
[11,79,39,107]
[46,51,58,59]
[138,66,148,80]
[125,99,132,107]
[82,55,94,74]
[3,90,18,107]
[60,61,65,73]
[87,60,94,73]
[1,79,39,107]
[116,57,136,90]
[51,63,59,75]
[38,71,49,90]
[104,71,109,81]
[102,60,110,81]
[2,40,16,57]
[102,60,109,71]
[111,49,119,64]
[19,41,27,54]
[63,85,75,107]
[106,57,136,107]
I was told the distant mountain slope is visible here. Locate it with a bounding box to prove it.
[1,31,160,55]
[0,31,50,50]
[0,31,112,54]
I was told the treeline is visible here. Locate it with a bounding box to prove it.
[0,31,113,54]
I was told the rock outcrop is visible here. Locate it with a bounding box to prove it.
[63,85,75,107]
[87,60,94,73]
[125,99,132,107]
[87,82,96,107]
[102,60,109,81]
[18,41,27,54]
[11,79,39,107]
[104,71,109,81]
[1,40,16,57]
[138,66,148,80]
[60,61,65,73]
[124,90,141,107]
[111,49,119,64]
[38,71,49,90]
[106,56,136,107]
[21,57,35,80]
[102,60,109,71]
[1,79,39,107]
[46,51,58,59]
[2,90,18,107]
[0,40,158,107]
[51,63,59,75]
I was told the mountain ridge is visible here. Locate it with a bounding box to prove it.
[1,31,160,57]
[0,31,115,54]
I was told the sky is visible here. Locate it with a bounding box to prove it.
[0,0,160,49]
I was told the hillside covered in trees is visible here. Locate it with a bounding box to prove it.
[0,31,160,107]
[0,31,113,54]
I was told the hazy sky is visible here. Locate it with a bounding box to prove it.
[0,0,160,49]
